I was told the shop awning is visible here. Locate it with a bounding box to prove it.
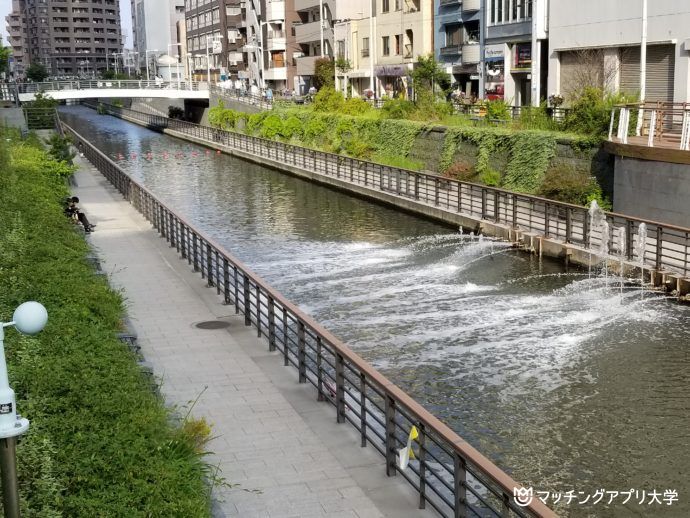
[375,65,407,77]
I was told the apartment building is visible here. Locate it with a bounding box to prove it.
[184,0,245,81]
[132,0,185,77]
[548,0,690,105]
[5,0,123,78]
[335,0,433,99]
[435,0,481,98]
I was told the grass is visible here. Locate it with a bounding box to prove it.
[0,127,212,517]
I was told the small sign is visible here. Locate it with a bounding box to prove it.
[212,40,222,54]
[0,403,12,415]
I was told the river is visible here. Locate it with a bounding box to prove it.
[60,106,690,517]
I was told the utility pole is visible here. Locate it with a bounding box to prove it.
[479,0,486,99]
[636,0,648,136]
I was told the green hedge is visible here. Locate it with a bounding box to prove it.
[0,129,211,517]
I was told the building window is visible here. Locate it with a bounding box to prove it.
[382,36,389,56]
[395,34,401,55]
[446,25,461,46]
[336,40,345,59]
[382,0,389,13]
[362,37,369,57]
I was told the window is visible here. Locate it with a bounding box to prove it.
[382,36,390,56]
[395,0,401,10]
[336,40,345,59]
[446,25,461,46]
[362,37,369,57]
[382,0,389,12]
[395,34,401,55]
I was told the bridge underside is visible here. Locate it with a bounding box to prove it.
[18,89,209,103]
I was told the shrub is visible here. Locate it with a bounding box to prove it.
[563,87,637,136]
[313,58,335,90]
[341,97,372,116]
[485,99,511,121]
[381,99,416,119]
[281,116,303,140]
[444,161,476,182]
[45,133,76,164]
[313,87,345,112]
[259,114,283,139]
[539,163,611,208]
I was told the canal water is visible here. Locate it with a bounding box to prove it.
[60,106,689,517]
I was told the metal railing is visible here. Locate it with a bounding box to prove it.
[610,102,690,150]
[0,83,19,106]
[88,102,690,277]
[23,107,59,130]
[16,80,208,94]
[210,85,274,110]
[60,114,557,518]
[453,103,570,123]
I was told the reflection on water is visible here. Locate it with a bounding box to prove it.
[61,106,690,517]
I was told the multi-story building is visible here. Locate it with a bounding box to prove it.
[335,0,433,99]
[484,0,548,106]
[5,0,123,78]
[435,0,481,98]
[132,0,185,79]
[548,0,690,105]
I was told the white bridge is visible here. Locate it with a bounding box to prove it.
[15,80,210,102]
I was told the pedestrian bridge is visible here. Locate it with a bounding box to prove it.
[15,80,210,102]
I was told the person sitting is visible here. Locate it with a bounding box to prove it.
[65,196,96,233]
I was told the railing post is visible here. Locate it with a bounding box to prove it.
[481,188,487,219]
[454,453,468,518]
[418,424,427,509]
[206,243,213,286]
[656,226,663,270]
[192,233,198,271]
[335,353,346,423]
[493,191,500,222]
[268,297,276,351]
[233,265,239,314]
[297,321,306,383]
[243,275,251,326]
[608,108,616,141]
[544,202,550,237]
[626,220,634,260]
[282,307,289,366]
[359,373,367,447]
[255,285,261,337]
[223,258,230,304]
[566,207,573,243]
[384,396,396,476]
[316,337,324,401]
[434,177,439,206]
[648,109,657,147]
[512,194,518,228]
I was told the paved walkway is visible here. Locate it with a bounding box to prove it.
[72,156,437,518]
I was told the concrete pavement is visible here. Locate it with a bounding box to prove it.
[71,155,437,518]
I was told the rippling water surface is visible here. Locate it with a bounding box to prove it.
[61,106,690,516]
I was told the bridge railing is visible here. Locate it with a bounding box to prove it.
[88,102,690,278]
[16,80,208,94]
[60,114,557,518]
[610,102,690,150]
[209,85,273,110]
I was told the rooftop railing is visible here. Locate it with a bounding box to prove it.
[61,110,558,518]
[610,102,690,151]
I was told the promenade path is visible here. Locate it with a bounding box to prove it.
[71,155,437,518]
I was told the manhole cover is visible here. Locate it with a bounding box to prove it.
[194,320,230,330]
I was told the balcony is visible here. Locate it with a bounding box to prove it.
[462,43,480,63]
[463,0,480,11]
[266,0,284,21]
[294,20,320,45]
[267,31,286,51]
[295,55,319,76]
[439,0,460,5]
[294,0,329,11]
[440,44,461,57]
[264,66,287,81]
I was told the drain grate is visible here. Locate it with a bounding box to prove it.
[194,320,231,330]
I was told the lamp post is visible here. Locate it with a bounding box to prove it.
[145,49,160,81]
[0,302,48,518]
[168,43,182,89]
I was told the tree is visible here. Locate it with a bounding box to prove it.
[0,37,11,78]
[26,63,49,82]
[335,57,352,96]
[313,58,335,90]
[411,54,450,94]
[559,48,628,102]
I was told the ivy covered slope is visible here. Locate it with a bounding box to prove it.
[0,130,210,517]
[208,94,608,207]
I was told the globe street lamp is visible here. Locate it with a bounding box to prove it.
[0,301,48,518]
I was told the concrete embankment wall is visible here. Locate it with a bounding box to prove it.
[613,155,690,228]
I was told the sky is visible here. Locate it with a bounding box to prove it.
[1,0,134,49]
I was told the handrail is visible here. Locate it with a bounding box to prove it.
[15,80,208,93]
[610,102,690,150]
[59,113,558,518]
[88,101,690,278]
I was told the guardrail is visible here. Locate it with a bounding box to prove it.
[60,114,557,518]
[210,85,274,110]
[23,107,59,130]
[88,102,690,278]
[611,102,690,150]
[16,80,208,94]
[453,104,570,122]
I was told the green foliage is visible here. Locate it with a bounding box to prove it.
[313,87,345,112]
[341,97,372,116]
[259,114,284,139]
[503,132,557,192]
[563,87,637,136]
[484,99,511,121]
[335,57,352,75]
[0,132,211,516]
[515,105,560,131]
[381,99,416,120]
[313,58,335,90]
[168,106,184,119]
[411,54,450,93]
[45,133,76,165]
[281,115,303,140]
[539,162,611,208]
[0,36,11,77]
[111,99,124,108]
[27,63,49,82]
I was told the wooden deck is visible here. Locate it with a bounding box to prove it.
[605,135,690,165]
